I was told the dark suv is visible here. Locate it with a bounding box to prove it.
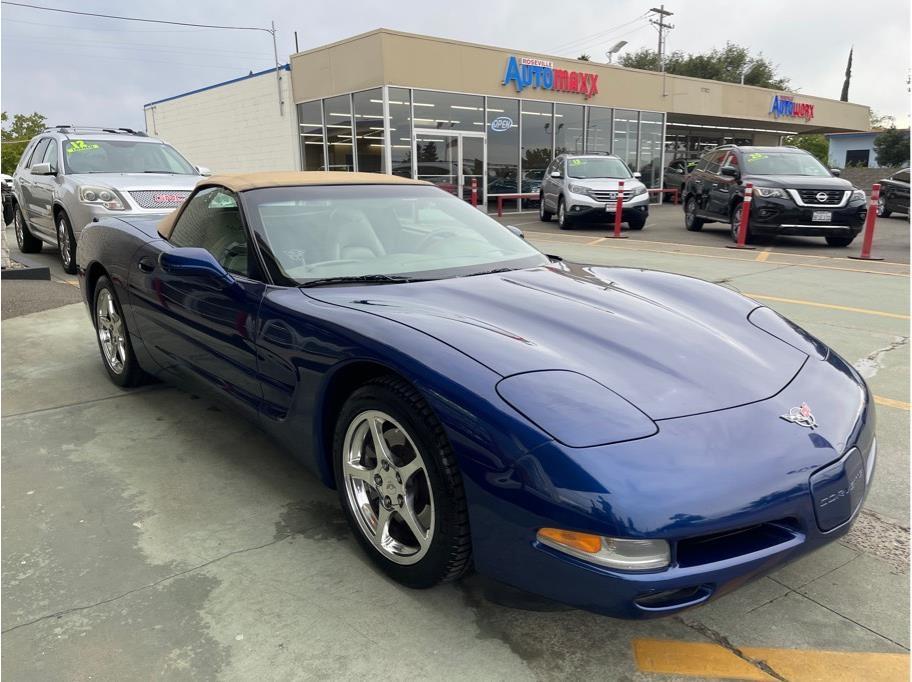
[682,145,867,247]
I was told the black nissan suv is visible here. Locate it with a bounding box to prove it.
[682,145,867,246]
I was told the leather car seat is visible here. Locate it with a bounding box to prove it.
[327,209,386,260]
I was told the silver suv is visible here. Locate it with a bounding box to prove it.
[539,153,649,230]
[11,126,207,273]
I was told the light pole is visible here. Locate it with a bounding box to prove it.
[606,40,628,64]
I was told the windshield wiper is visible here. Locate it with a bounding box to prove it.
[462,267,518,278]
[300,274,425,288]
[142,170,182,174]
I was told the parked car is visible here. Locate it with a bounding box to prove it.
[77,170,874,619]
[539,153,649,230]
[1,173,13,226]
[663,158,696,195]
[877,168,909,218]
[682,145,867,246]
[11,126,207,273]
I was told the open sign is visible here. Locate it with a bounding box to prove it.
[490,116,513,132]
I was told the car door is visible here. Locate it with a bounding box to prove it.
[127,186,266,414]
[686,153,710,210]
[542,158,561,210]
[699,150,728,217]
[889,170,909,212]
[29,139,60,235]
[708,150,739,216]
[19,138,51,236]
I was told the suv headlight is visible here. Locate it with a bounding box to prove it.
[537,528,670,571]
[851,189,867,202]
[630,184,647,196]
[79,185,125,210]
[754,187,788,199]
[567,183,590,196]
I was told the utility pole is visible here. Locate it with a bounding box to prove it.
[649,6,674,97]
[269,21,284,116]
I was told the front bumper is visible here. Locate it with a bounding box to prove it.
[749,196,866,237]
[461,349,875,619]
[565,190,650,221]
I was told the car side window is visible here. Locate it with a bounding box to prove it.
[28,139,50,169]
[894,171,909,184]
[694,154,711,172]
[723,152,739,168]
[42,139,59,172]
[705,150,727,174]
[169,187,252,279]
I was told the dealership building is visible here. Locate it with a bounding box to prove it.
[144,29,871,211]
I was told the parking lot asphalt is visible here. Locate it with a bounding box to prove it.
[2,216,910,680]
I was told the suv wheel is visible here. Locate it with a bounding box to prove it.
[557,198,572,230]
[56,211,77,274]
[539,195,552,222]
[876,195,892,218]
[730,203,753,244]
[825,235,855,248]
[684,197,704,231]
[627,212,646,230]
[14,204,42,253]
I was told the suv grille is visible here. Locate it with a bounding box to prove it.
[129,190,190,209]
[589,189,633,203]
[795,189,845,205]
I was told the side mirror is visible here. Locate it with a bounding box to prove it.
[505,224,525,239]
[159,247,235,285]
[633,171,642,179]
[550,171,562,178]
[720,165,740,178]
[196,165,212,176]
[830,168,841,177]
[31,162,55,176]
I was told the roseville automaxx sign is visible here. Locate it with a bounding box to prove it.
[502,56,599,99]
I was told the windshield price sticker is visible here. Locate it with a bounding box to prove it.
[570,159,583,166]
[66,140,100,154]
[747,153,767,162]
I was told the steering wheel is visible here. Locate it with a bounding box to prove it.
[415,229,462,253]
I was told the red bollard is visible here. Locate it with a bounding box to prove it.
[849,184,884,261]
[608,180,628,239]
[726,183,756,250]
[471,178,478,207]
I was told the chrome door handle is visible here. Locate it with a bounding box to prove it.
[137,256,156,273]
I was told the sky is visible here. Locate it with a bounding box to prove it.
[1,0,910,133]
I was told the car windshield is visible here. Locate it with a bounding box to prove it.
[742,151,831,177]
[63,139,196,175]
[243,185,549,285]
[566,157,632,179]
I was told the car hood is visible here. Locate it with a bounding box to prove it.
[744,174,854,190]
[569,177,645,191]
[305,263,808,421]
[66,172,201,190]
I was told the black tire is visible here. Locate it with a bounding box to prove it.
[13,204,42,253]
[333,376,471,589]
[538,195,552,222]
[557,197,572,230]
[730,203,753,244]
[684,196,704,231]
[876,196,892,218]
[825,235,855,248]
[627,213,646,230]
[93,276,145,387]
[56,210,77,274]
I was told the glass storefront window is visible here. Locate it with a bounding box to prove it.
[521,100,552,209]
[486,97,519,200]
[387,87,412,177]
[585,106,612,154]
[554,103,584,155]
[613,109,639,171]
[297,100,325,170]
[353,89,384,174]
[638,112,664,191]
[324,94,353,171]
[412,90,484,132]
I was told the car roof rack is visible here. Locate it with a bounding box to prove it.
[45,125,148,137]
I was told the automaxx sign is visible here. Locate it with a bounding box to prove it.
[502,56,599,99]
[769,95,814,121]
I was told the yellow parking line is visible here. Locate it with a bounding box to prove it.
[633,638,910,681]
[744,293,911,320]
[587,237,607,246]
[875,395,911,411]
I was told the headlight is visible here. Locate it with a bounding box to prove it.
[754,187,788,199]
[852,189,867,202]
[79,185,125,210]
[630,184,647,196]
[567,183,590,196]
[537,528,670,571]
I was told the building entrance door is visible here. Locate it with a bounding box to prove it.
[413,129,486,206]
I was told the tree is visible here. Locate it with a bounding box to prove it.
[577,53,591,61]
[840,47,852,102]
[783,134,829,164]
[1,111,47,175]
[873,128,910,167]
[619,42,790,90]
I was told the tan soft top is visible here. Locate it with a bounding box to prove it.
[157,171,430,239]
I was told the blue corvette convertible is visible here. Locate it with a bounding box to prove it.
[76,171,875,618]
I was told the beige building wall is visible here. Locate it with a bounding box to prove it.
[144,68,298,173]
[290,29,870,135]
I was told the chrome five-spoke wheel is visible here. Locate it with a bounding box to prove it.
[96,287,126,375]
[342,410,435,565]
[58,216,72,270]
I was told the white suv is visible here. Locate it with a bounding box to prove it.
[539,154,649,230]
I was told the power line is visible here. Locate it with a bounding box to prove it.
[1,1,271,33]
[548,14,648,53]
[2,16,225,33]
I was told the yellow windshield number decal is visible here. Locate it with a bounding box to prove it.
[66,140,101,154]
[747,153,767,162]
[570,159,582,166]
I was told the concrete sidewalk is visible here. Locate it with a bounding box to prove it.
[2,236,909,679]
